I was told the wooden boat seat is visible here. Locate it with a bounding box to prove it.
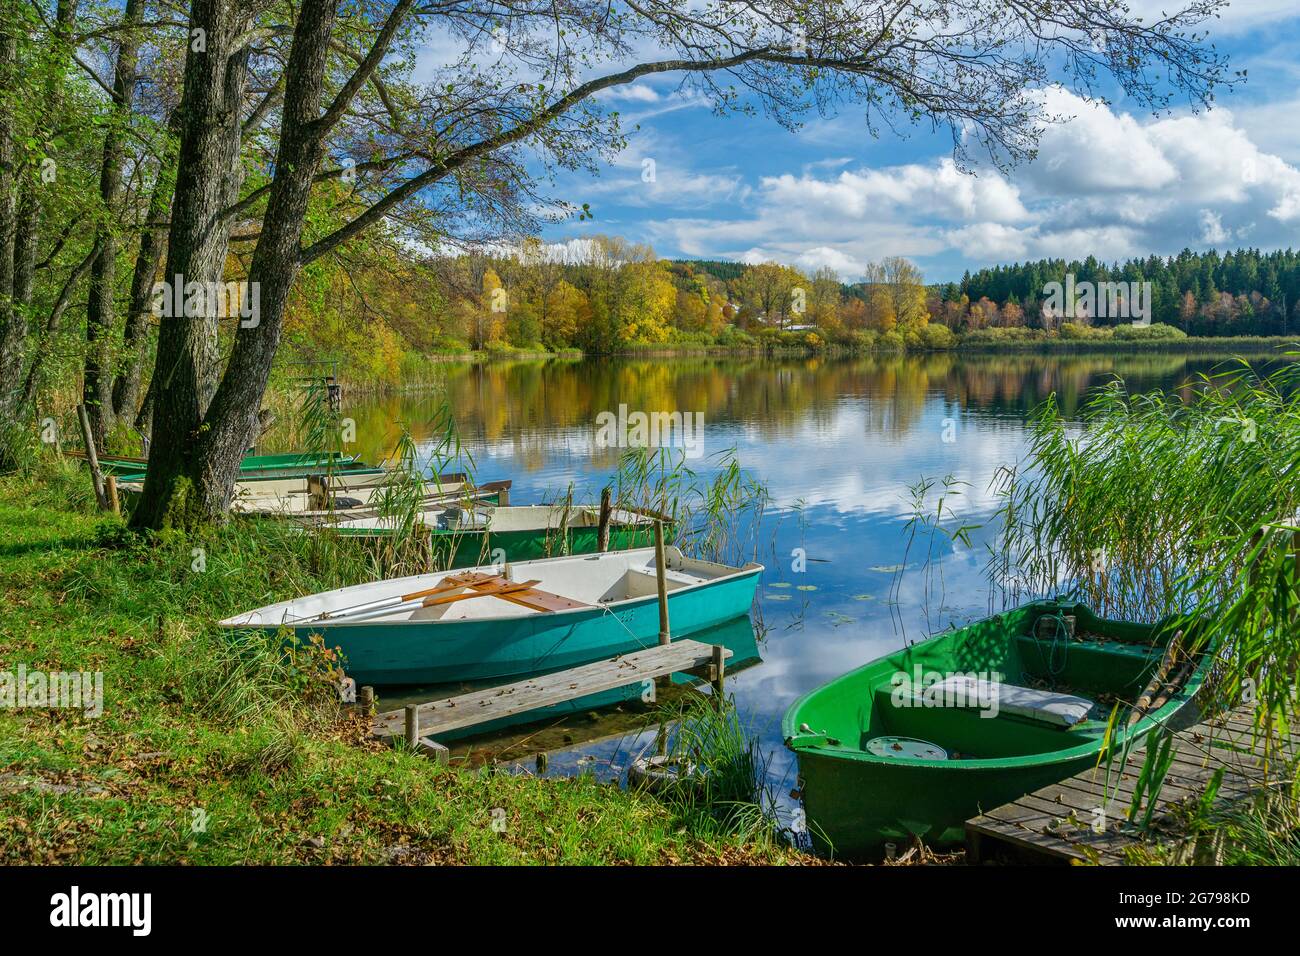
[436,572,592,613]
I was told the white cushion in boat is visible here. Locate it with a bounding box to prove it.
[927,676,1094,727]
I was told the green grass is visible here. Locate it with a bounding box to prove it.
[0,461,800,865]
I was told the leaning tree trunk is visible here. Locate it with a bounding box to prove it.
[84,0,144,450]
[128,1,259,529]
[188,0,338,516]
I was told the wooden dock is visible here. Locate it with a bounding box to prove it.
[966,703,1298,864]
[371,639,730,759]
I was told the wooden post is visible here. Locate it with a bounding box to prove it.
[76,404,108,510]
[307,473,328,511]
[597,487,612,552]
[711,644,726,700]
[497,483,509,507]
[104,475,120,516]
[654,519,670,645]
[357,686,375,715]
[404,704,420,749]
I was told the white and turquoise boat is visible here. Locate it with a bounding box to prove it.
[219,547,763,685]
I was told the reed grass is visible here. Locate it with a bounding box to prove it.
[987,360,1300,737]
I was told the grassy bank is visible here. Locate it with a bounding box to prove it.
[368,331,1300,368]
[0,463,799,865]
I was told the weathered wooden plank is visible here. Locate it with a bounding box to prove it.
[965,814,1093,862]
[966,701,1293,863]
[372,640,731,739]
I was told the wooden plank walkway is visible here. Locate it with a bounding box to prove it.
[966,703,1298,864]
[372,639,729,744]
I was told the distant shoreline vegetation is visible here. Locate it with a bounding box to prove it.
[358,325,1297,370]
[281,239,1300,385]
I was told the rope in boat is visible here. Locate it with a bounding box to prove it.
[1029,609,1072,684]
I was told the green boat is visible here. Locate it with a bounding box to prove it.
[314,503,663,567]
[783,600,1205,858]
[88,450,372,480]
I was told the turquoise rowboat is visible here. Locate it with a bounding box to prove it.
[220,547,763,686]
[783,600,1205,859]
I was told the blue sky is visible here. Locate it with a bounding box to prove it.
[497,2,1300,284]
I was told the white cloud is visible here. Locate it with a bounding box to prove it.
[630,89,1300,277]
[1199,209,1229,244]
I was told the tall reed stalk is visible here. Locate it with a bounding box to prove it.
[988,358,1300,745]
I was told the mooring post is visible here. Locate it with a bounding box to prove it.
[76,404,107,510]
[404,704,419,749]
[307,473,328,511]
[357,685,375,715]
[711,644,726,702]
[597,487,612,552]
[654,519,671,645]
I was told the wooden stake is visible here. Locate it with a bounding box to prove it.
[654,519,671,645]
[405,704,420,748]
[597,487,612,552]
[105,475,120,516]
[711,643,726,700]
[306,474,329,511]
[357,686,375,715]
[76,404,108,510]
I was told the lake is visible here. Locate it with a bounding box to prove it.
[341,349,1280,826]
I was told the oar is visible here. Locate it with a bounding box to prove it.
[316,576,541,624]
[303,573,492,623]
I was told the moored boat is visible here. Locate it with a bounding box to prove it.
[782,600,1205,858]
[309,502,661,566]
[79,450,372,480]
[220,547,763,685]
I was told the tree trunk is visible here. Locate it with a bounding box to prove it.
[129,1,269,528]
[113,156,170,432]
[0,1,76,468]
[0,19,19,445]
[84,0,144,450]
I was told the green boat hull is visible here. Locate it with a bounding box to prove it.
[429,524,658,567]
[263,567,760,686]
[110,451,374,483]
[783,601,1205,859]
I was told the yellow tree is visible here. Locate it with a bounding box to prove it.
[543,280,589,348]
[618,261,676,342]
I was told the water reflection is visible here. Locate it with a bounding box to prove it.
[338,351,1278,811]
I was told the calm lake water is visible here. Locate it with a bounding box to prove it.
[341,350,1278,823]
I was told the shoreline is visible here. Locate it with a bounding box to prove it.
[316,335,1300,377]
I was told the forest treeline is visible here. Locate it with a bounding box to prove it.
[281,240,1300,385]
